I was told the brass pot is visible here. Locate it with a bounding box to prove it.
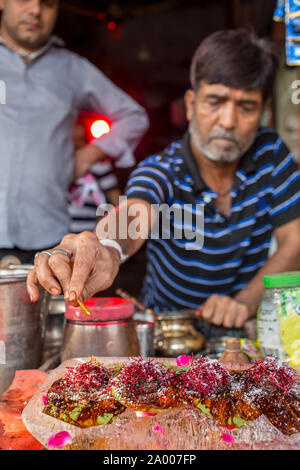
[154,310,205,357]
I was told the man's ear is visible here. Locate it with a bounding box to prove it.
[184,89,195,122]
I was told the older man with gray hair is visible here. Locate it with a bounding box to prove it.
[28,29,300,335]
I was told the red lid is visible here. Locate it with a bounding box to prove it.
[65,297,135,322]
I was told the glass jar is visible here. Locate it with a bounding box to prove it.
[257,271,300,366]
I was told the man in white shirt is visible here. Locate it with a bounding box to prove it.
[0,0,149,263]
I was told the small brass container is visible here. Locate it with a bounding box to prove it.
[154,310,205,357]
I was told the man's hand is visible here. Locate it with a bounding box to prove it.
[196,294,251,329]
[74,144,106,180]
[27,231,121,302]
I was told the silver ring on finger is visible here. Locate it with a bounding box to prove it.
[51,249,71,259]
[34,250,52,260]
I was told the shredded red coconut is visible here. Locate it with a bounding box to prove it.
[247,355,297,393]
[183,357,231,397]
[110,357,172,399]
[64,360,111,392]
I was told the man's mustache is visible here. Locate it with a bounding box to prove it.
[19,17,41,27]
[208,132,239,145]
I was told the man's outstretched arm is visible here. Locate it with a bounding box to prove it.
[27,198,155,302]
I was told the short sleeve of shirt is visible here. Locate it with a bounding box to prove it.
[125,155,174,205]
[269,138,300,228]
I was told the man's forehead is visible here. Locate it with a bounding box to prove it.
[198,82,262,101]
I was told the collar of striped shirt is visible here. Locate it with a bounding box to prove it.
[181,131,257,194]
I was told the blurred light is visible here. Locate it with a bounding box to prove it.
[107,21,117,30]
[90,120,111,139]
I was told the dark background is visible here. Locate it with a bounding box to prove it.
[56,0,276,171]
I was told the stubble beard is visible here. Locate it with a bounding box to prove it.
[189,117,256,164]
[2,18,49,51]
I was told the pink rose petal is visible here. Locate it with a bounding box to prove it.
[153,425,163,434]
[221,432,235,444]
[48,431,72,449]
[42,395,48,405]
[136,411,157,417]
[176,355,191,367]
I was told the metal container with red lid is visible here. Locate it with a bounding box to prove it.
[65,297,135,322]
[61,297,140,361]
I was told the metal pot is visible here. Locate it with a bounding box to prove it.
[42,295,66,363]
[205,336,228,351]
[0,267,50,393]
[61,298,140,360]
[61,319,140,361]
[133,312,155,357]
[154,310,205,357]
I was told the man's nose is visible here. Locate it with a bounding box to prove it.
[28,0,42,16]
[218,102,237,130]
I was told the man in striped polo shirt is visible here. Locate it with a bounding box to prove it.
[28,29,300,334]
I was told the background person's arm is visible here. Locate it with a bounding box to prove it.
[74,144,106,180]
[106,187,123,207]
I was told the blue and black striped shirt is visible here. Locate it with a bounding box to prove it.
[125,129,300,312]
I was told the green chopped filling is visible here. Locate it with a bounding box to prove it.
[232,415,249,428]
[194,400,211,415]
[96,413,114,425]
[69,406,84,422]
[43,404,78,426]
[194,400,249,428]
